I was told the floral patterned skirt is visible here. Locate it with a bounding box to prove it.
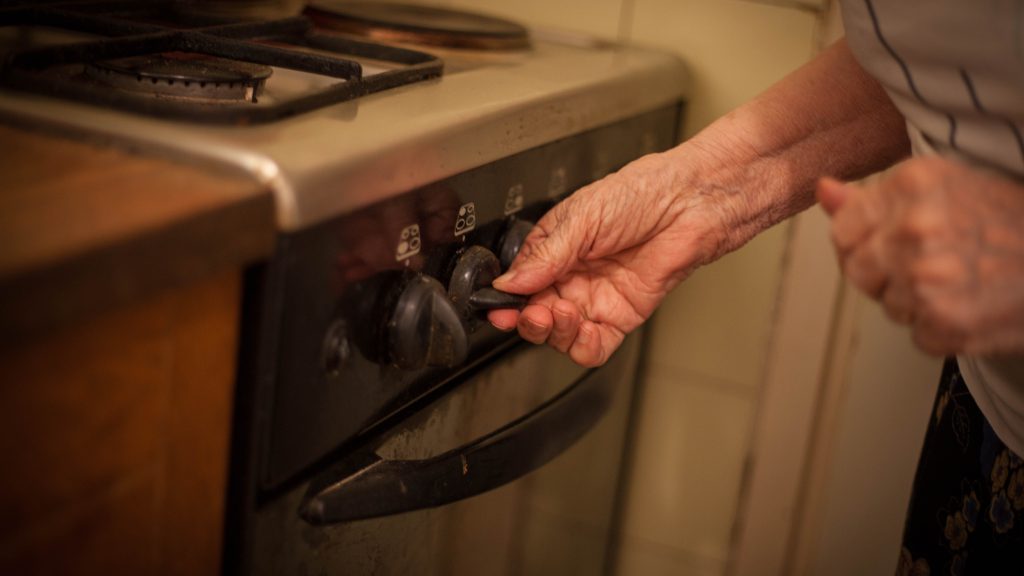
[899,358,1024,576]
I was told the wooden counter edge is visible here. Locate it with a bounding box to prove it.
[0,124,277,345]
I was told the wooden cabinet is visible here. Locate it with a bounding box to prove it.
[0,271,242,575]
[0,124,274,575]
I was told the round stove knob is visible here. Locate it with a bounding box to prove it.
[449,246,529,329]
[499,219,534,270]
[448,246,502,328]
[389,274,468,370]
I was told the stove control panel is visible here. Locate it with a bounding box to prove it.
[356,244,528,372]
[248,104,683,490]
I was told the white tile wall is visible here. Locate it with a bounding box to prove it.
[799,300,941,576]
[647,223,791,390]
[617,365,757,564]
[626,0,818,135]
[396,0,626,39]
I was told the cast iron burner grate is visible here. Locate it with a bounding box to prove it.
[84,53,274,102]
[0,0,444,124]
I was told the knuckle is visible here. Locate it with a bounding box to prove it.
[892,160,936,195]
[900,207,937,241]
[908,256,957,289]
[907,157,939,180]
[523,237,553,263]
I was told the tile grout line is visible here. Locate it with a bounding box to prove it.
[732,0,826,15]
[619,531,730,570]
[616,0,636,43]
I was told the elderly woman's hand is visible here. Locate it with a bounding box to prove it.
[486,151,738,367]
[817,156,1024,356]
[485,39,913,367]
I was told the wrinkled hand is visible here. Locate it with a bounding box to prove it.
[487,153,732,366]
[817,156,1024,356]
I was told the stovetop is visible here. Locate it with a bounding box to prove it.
[0,1,443,123]
[0,1,691,231]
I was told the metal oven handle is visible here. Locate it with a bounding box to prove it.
[297,356,625,525]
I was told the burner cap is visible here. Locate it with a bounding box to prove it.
[305,2,530,50]
[84,52,273,103]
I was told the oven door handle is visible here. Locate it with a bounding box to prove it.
[298,360,620,525]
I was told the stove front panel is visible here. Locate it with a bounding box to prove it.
[246,104,681,492]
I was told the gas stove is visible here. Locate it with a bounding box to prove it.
[0,0,688,230]
[0,1,446,123]
[0,3,691,574]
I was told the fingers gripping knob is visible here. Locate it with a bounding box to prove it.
[449,246,528,329]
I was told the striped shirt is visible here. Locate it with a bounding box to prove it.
[840,0,1024,456]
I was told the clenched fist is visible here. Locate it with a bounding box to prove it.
[817,156,1024,356]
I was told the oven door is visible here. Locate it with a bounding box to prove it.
[246,332,641,576]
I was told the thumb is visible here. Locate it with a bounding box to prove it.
[816,177,852,217]
[493,214,584,295]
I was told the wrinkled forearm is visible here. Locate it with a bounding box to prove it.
[662,38,910,260]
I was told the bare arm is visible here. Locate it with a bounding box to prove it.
[489,38,911,366]
[670,38,910,258]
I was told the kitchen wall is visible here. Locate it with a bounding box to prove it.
[727,6,944,576]
[611,4,820,573]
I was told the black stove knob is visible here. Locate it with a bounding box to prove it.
[449,246,528,329]
[498,219,534,270]
[389,274,468,370]
[448,245,501,328]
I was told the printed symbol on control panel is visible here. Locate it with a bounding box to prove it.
[395,224,421,261]
[454,202,477,236]
[547,167,567,199]
[504,184,525,215]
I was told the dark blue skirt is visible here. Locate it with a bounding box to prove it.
[900,358,1024,575]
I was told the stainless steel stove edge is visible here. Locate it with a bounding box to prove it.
[0,41,690,232]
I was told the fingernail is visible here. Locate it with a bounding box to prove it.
[492,322,515,332]
[493,271,517,287]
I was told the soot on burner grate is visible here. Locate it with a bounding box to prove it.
[83,52,273,103]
